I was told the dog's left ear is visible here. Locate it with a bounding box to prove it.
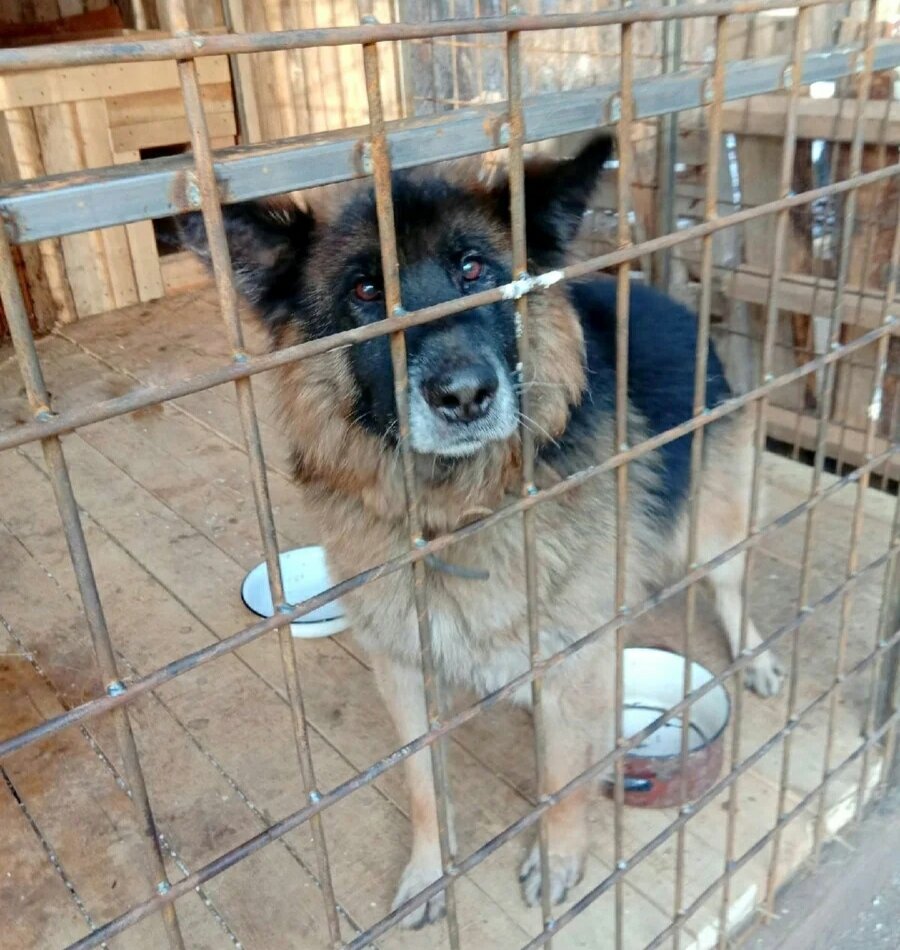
[489,133,614,265]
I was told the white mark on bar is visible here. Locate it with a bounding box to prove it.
[868,386,883,421]
[501,270,565,300]
[536,269,564,289]
[502,275,532,300]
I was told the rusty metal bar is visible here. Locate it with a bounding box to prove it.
[756,5,820,916]
[787,44,862,465]
[1,332,896,769]
[820,153,900,832]
[671,15,727,949]
[833,88,897,472]
[613,20,636,950]
[0,233,185,948]
[642,706,900,949]
[4,162,898,460]
[859,477,900,809]
[357,3,461,943]
[505,22,555,942]
[526,702,900,950]
[0,0,845,72]
[6,40,900,245]
[165,0,342,941]
[806,0,880,861]
[64,577,900,950]
[874,495,900,793]
[654,0,684,292]
[0,6,895,948]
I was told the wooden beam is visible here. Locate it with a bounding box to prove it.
[766,404,899,481]
[111,111,236,152]
[726,264,897,332]
[0,56,229,111]
[717,95,900,144]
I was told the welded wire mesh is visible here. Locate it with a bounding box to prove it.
[0,1,897,948]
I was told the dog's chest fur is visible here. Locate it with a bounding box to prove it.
[305,441,667,700]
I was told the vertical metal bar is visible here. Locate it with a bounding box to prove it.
[474,0,487,107]
[833,89,894,474]
[0,227,185,950]
[873,495,900,794]
[449,0,461,108]
[357,4,461,946]
[394,0,416,119]
[613,21,635,950]
[164,2,342,943]
[752,6,813,913]
[806,0,880,861]
[505,22,555,945]
[654,0,683,293]
[393,0,418,119]
[672,15,726,949]
[854,214,900,818]
[428,0,444,112]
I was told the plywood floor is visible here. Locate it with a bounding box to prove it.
[0,288,895,950]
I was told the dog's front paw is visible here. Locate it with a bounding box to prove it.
[744,650,784,697]
[392,854,446,929]
[519,841,584,907]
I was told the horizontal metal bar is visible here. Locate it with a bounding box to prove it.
[527,701,900,950]
[2,163,897,457]
[3,442,893,767]
[2,39,897,243]
[66,594,900,950]
[0,0,839,73]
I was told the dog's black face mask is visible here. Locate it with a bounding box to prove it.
[179,135,613,458]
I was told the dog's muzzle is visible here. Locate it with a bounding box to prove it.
[408,354,518,457]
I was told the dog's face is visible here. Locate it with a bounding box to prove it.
[180,134,612,459]
[313,178,522,457]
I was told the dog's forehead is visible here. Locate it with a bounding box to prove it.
[326,174,504,264]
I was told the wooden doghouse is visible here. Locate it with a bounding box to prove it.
[0,35,235,331]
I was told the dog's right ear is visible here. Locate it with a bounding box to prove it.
[178,201,315,325]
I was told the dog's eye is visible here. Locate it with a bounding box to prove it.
[354,279,382,302]
[460,254,484,282]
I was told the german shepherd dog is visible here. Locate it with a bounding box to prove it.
[181,134,783,927]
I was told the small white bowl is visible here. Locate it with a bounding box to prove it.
[241,546,349,639]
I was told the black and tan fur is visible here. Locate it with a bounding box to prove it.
[181,135,782,927]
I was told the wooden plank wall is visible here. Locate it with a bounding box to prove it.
[234,0,403,143]
[0,1,111,24]
[676,8,900,477]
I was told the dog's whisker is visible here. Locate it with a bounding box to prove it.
[516,380,569,391]
[518,411,560,447]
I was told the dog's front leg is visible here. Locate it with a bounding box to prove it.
[372,652,455,929]
[520,650,610,908]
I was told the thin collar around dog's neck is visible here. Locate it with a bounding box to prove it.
[421,508,493,581]
[425,554,490,581]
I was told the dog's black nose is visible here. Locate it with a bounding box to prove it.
[422,362,498,423]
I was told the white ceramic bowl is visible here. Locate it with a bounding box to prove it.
[615,647,731,806]
[241,546,349,639]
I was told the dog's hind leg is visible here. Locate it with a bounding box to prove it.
[703,546,784,696]
[372,652,455,929]
[695,457,785,697]
[692,418,784,697]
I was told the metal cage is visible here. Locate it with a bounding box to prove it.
[0,1,897,948]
